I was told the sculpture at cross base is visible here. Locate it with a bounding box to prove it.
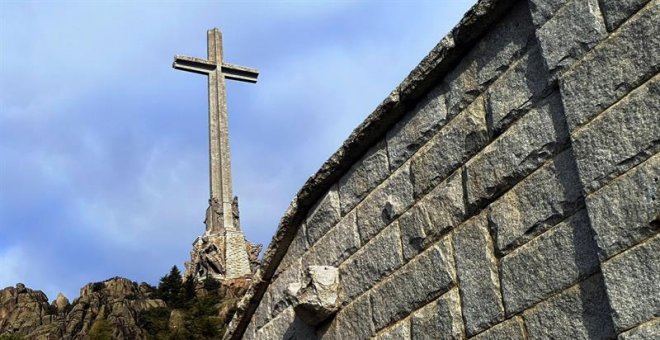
[174,28,261,281]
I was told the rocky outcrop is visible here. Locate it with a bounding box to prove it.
[0,278,165,339]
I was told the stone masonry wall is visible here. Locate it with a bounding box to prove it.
[230,0,659,338]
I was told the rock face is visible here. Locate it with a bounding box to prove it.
[0,278,165,339]
[287,266,340,326]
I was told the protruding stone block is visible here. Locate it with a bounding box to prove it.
[289,266,340,326]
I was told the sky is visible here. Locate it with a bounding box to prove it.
[0,0,475,301]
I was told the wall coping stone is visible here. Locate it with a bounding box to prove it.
[223,0,518,338]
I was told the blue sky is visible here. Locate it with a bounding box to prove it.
[0,0,475,301]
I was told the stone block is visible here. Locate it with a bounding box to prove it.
[471,317,526,340]
[291,266,340,326]
[399,172,465,260]
[522,274,615,339]
[464,93,569,210]
[375,319,411,340]
[452,213,504,335]
[386,84,447,170]
[486,46,549,135]
[253,290,272,329]
[536,0,607,74]
[256,307,315,340]
[489,149,584,254]
[560,3,659,130]
[600,0,651,31]
[444,56,478,118]
[501,211,600,314]
[305,187,341,246]
[410,289,463,339]
[471,1,534,87]
[332,293,374,340]
[370,238,456,330]
[572,75,660,194]
[602,234,660,332]
[339,139,390,215]
[356,163,413,243]
[278,223,308,274]
[528,0,568,27]
[339,222,403,301]
[302,210,360,269]
[411,96,488,197]
[587,154,659,260]
[269,259,301,318]
[618,318,660,340]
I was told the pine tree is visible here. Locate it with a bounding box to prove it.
[157,265,183,307]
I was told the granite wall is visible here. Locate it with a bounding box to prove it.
[229,0,659,338]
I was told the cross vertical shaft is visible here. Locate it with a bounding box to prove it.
[173,28,258,235]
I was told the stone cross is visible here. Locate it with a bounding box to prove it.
[173,28,258,234]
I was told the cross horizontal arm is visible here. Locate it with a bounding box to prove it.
[222,63,259,83]
[173,55,216,75]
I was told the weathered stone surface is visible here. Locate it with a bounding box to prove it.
[252,290,271,329]
[411,96,488,197]
[522,274,615,339]
[306,187,341,246]
[489,149,583,253]
[278,223,308,275]
[256,308,315,340]
[486,46,549,135]
[370,238,456,330]
[471,316,526,340]
[338,140,390,215]
[587,154,659,260]
[386,84,447,170]
[528,0,568,27]
[302,210,360,269]
[600,0,651,31]
[560,2,660,130]
[465,92,569,209]
[618,318,660,340]
[399,172,465,260]
[536,0,607,74]
[356,163,413,243]
[472,1,534,87]
[602,234,660,332]
[339,222,403,300]
[444,56,478,118]
[501,211,600,314]
[291,266,340,326]
[375,319,411,340]
[269,259,301,318]
[452,213,504,335]
[410,288,464,339]
[331,293,374,340]
[572,75,660,194]
[53,293,70,313]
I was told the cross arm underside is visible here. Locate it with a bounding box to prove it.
[173,55,216,75]
[221,63,259,83]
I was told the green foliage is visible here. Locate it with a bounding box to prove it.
[157,266,183,308]
[0,333,25,340]
[185,296,221,339]
[89,318,113,340]
[202,277,220,294]
[137,307,170,339]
